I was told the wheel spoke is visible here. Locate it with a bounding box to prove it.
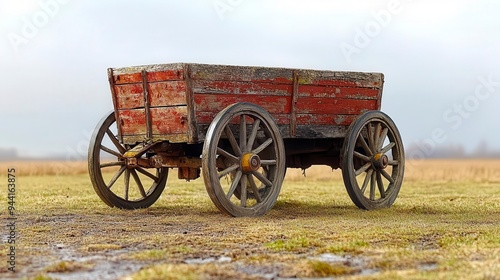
[100,161,124,168]
[355,162,372,176]
[252,138,273,154]
[101,145,123,158]
[248,175,263,203]
[360,169,373,194]
[357,135,373,156]
[381,169,395,184]
[377,128,389,151]
[380,142,396,155]
[247,119,261,150]
[367,124,376,151]
[124,170,130,201]
[226,171,242,199]
[252,170,273,187]
[131,169,147,198]
[217,147,239,162]
[218,164,239,179]
[388,160,399,166]
[224,126,242,156]
[240,115,247,152]
[376,172,386,198]
[106,129,126,154]
[136,167,160,182]
[240,175,248,207]
[370,170,376,200]
[354,151,370,162]
[373,123,382,151]
[107,166,126,190]
[260,160,277,166]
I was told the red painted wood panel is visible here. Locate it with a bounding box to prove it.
[195,112,291,125]
[149,81,187,107]
[194,94,291,115]
[117,109,147,136]
[296,98,377,115]
[150,107,189,135]
[117,107,188,136]
[113,81,187,109]
[114,84,144,109]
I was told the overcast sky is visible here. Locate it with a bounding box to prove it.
[1,0,499,159]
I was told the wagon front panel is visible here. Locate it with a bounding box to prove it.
[109,64,192,144]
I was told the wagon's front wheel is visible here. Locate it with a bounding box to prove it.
[341,111,405,210]
[202,103,286,217]
[88,111,168,209]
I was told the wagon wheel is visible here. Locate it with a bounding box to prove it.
[341,111,405,210]
[202,103,286,217]
[88,111,168,209]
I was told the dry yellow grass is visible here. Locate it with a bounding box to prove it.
[0,159,499,279]
[0,161,88,176]
[3,159,500,182]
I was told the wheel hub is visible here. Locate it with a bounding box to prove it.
[372,153,389,170]
[241,153,261,173]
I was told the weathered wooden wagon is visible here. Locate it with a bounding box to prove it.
[88,63,405,217]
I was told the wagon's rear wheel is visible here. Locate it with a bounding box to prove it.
[88,111,168,209]
[202,103,286,217]
[341,111,405,210]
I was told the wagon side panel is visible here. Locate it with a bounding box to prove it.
[293,71,384,138]
[189,64,295,140]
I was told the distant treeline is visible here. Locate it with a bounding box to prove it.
[406,142,500,159]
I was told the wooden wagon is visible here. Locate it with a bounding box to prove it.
[88,63,405,216]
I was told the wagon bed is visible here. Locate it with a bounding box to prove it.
[90,63,404,217]
[108,63,384,144]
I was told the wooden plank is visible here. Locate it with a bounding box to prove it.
[112,66,185,85]
[194,94,292,115]
[298,85,380,100]
[296,114,358,126]
[114,84,144,109]
[195,112,290,125]
[117,109,147,136]
[189,64,294,84]
[184,64,197,143]
[297,70,383,88]
[192,80,293,96]
[149,81,187,107]
[295,125,348,139]
[113,81,186,109]
[296,98,377,115]
[117,107,189,137]
[150,107,189,135]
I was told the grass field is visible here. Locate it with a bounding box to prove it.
[0,159,499,279]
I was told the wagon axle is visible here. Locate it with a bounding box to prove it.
[372,153,389,170]
[241,153,261,173]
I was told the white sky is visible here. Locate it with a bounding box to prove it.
[1,0,499,158]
